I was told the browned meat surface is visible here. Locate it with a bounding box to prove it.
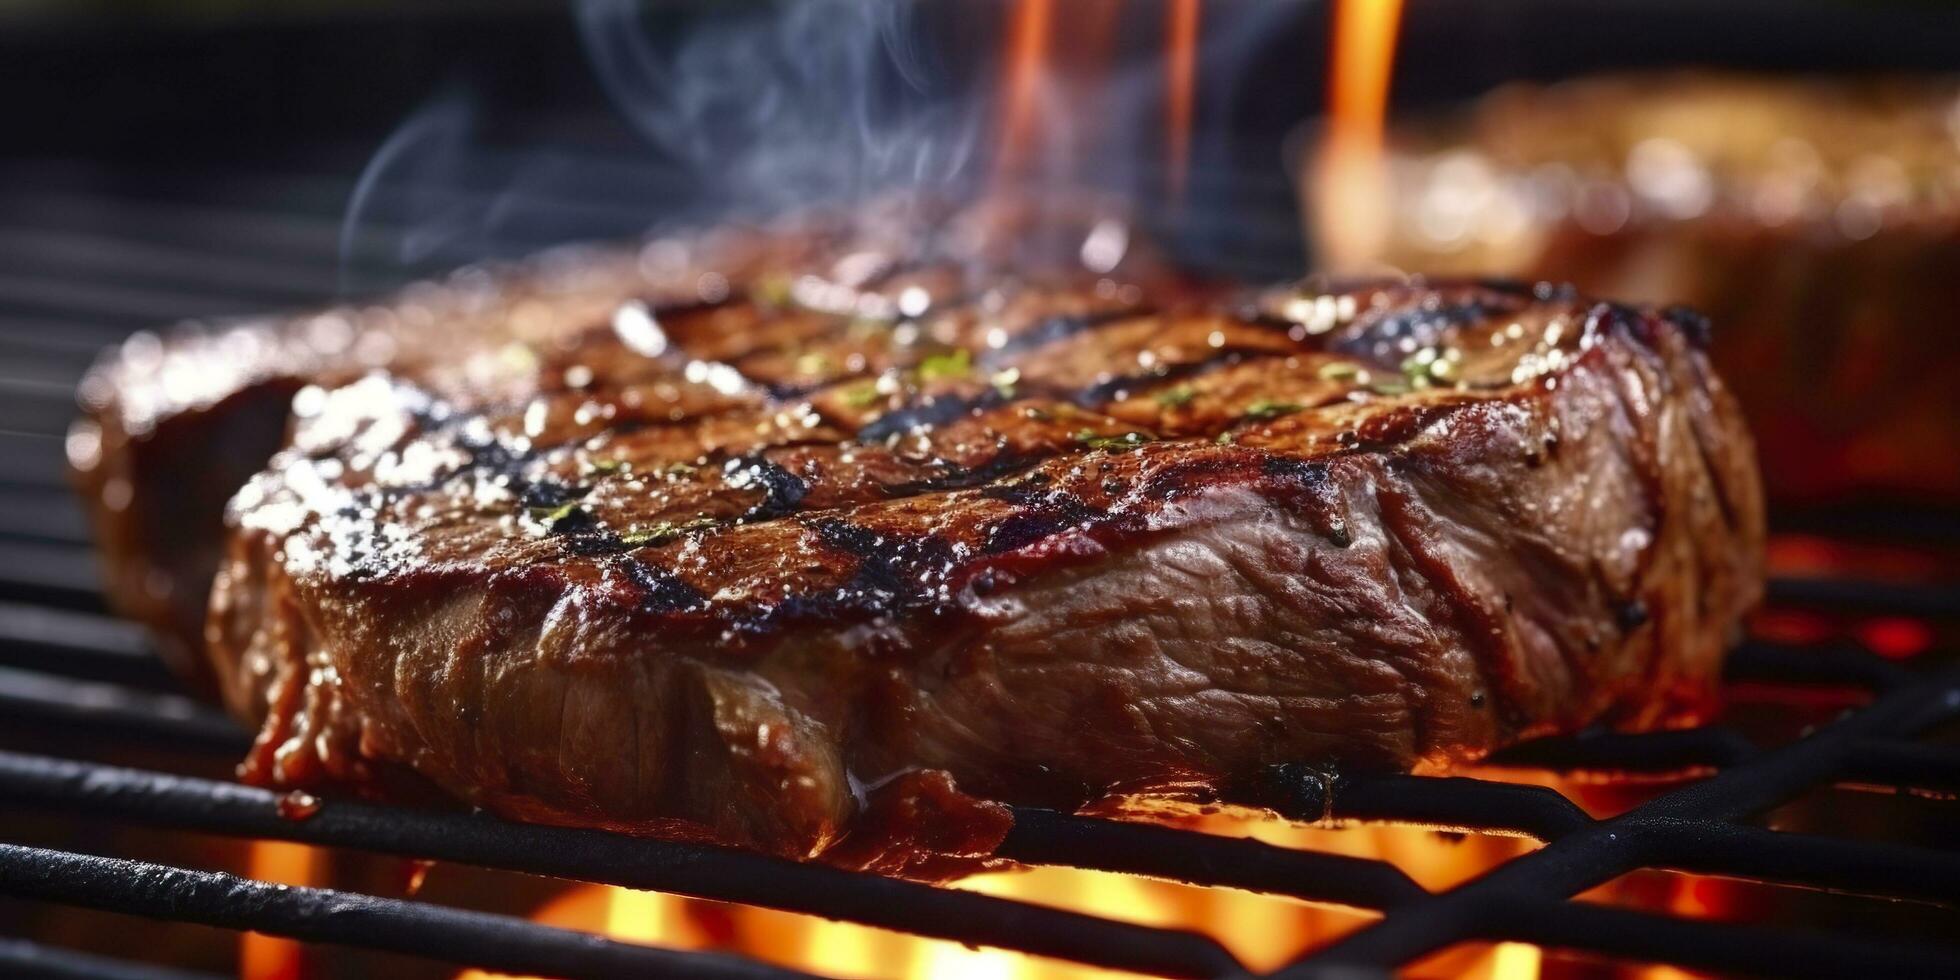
[1353,72,1960,503]
[205,278,1764,867]
[69,198,1164,687]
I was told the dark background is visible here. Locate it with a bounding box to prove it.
[5,0,1960,288]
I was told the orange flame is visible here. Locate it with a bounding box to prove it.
[995,0,1054,182]
[1164,0,1202,205]
[241,841,317,980]
[1313,0,1406,270]
[456,817,1549,980]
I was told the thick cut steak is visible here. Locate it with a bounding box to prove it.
[206,277,1763,868]
[69,199,1156,688]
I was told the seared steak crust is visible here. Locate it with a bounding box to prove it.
[207,276,1764,864]
[70,198,1161,688]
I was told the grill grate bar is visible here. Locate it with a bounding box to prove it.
[0,668,246,755]
[1640,819,1960,907]
[1485,726,1758,775]
[0,937,227,980]
[1323,775,1593,842]
[1838,738,1960,796]
[997,806,1428,910]
[1279,665,1960,977]
[0,751,1245,980]
[0,843,816,980]
[1481,897,1960,979]
[1766,576,1960,621]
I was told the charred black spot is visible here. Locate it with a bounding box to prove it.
[1072,353,1242,407]
[1325,518,1352,548]
[1337,300,1490,358]
[1475,278,1536,298]
[1224,762,1337,822]
[1585,301,1650,346]
[1261,455,1329,487]
[1616,598,1650,632]
[988,307,1143,358]
[810,518,957,600]
[883,451,1030,498]
[856,392,999,442]
[518,480,588,511]
[560,530,629,557]
[1661,305,1713,349]
[1532,281,1579,302]
[981,492,1098,554]
[725,518,965,631]
[456,431,533,481]
[980,472,1056,506]
[729,455,810,522]
[617,557,709,615]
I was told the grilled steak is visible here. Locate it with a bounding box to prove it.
[1356,72,1960,502]
[69,198,1162,688]
[205,276,1764,867]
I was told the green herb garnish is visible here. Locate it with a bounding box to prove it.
[619,517,717,548]
[1317,361,1365,382]
[794,352,833,376]
[527,502,585,528]
[840,382,883,409]
[752,276,794,309]
[1073,429,1151,452]
[917,348,972,382]
[1154,385,1196,408]
[1398,347,1461,390]
[1242,399,1303,421]
[990,368,1020,399]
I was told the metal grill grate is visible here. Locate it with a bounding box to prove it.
[1,156,1958,979]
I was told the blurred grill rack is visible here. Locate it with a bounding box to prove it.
[2,159,1960,980]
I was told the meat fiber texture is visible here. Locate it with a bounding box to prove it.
[199,266,1764,872]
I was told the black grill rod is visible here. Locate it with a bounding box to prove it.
[0,602,177,691]
[0,751,1243,980]
[1839,738,1960,796]
[1722,639,1912,692]
[0,843,812,980]
[1639,818,1960,908]
[1328,775,1593,842]
[999,806,1429,911]
[1276,667,1960,977]
[1766,575,1960,621]
[1478,897,1960,980]
[0,669,246,756]
[0,540,105,613]
[1485,726,1758,775]
[0,937,226,980]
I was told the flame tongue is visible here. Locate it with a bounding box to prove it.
[1314,0,1407,271]
[1164,0,1203,205]
[995,0,1055,183]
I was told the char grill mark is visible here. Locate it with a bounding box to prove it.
[982,307,1148,359]
[616,554,713,617]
